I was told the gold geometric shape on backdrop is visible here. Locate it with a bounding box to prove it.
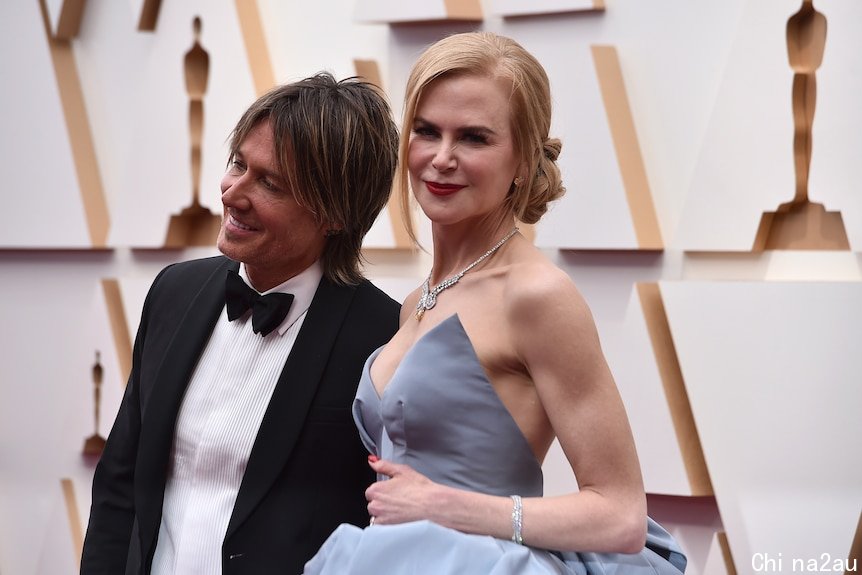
[637,283,713,496]
[164,15,221,248]
[754,0,849,251]
[353,58,414,249]
[592,45,663,250]
[49,0,87,39]
[127,1,273,247]
[61,478,84,567]
[353,58,384,90]
[133,0,275,96]
[443,0,483,20]
[754,201,850,250]
[38,0,110,248]
[81,350,107,457]
[718,532,738,575]
[101,279,132,384]
[137,0,163,31]
[163,203,222,247]
[235,0,276,96]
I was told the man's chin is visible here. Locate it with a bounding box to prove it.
[217,237,248,263]
[216,233,229,257]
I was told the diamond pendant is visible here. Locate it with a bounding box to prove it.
[414,226,519,323]
[415,291,437,321]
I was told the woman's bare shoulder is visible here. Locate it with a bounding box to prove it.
[504,258,587,314]
[500,256,600,361]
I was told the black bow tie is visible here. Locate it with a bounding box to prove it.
[225,269,295,337]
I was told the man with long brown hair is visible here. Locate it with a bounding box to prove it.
[81,73,401,575]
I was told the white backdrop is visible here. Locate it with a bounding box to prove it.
[1,0,861,573]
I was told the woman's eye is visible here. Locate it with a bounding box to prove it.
[412,126,437,138]
[462,132,488,145]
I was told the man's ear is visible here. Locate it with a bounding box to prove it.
[324,222,343,237]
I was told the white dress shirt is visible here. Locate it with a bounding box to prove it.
[151,261,323,575]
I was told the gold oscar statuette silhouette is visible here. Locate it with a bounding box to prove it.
[754,0,849,250]
[82,351,107,458]
[164,16,222,247]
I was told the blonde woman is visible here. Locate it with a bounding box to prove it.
[305,33,685,574]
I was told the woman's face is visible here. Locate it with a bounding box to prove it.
[407,74,521,227]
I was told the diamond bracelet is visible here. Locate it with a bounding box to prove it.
[510,494,523,545]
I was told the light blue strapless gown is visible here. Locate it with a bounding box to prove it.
[305,315,686,574]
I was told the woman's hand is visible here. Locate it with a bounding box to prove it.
[365,456,443,526]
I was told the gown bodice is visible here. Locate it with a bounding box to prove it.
[353,314,543,498]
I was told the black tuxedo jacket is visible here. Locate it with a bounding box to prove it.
[80,256,400,575]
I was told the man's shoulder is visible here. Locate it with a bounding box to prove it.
[331,279,400,342]
[153,255,233,287]
[352,279,401,312]
[144,255,233,309]
[315,278,400,334]
[161,254,233,277]
[346,279,401,318]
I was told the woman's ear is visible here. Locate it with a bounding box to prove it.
[513,164,528,188]
[515,160,529,185]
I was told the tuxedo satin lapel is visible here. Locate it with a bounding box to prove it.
[226,278,357,538]
[135,258,237,560]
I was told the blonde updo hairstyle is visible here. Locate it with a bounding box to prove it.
[397,31,565,242]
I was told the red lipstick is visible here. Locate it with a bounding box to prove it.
[425,181,465,196]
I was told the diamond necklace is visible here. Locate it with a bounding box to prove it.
[415,227,519,321]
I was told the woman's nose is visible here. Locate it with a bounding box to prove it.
[430,141,457,171]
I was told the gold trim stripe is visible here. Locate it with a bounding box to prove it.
[101,279,132,385]
[353,59,383,90]
[54,0,87,39]
[235,0,275,96]
[353,59,412,249]
[443,0,483,20]
[61,478,84,567]
[718,532,738,575]
[39,0,110,248]
[137,0,163,31]
[637,283,712,495]
[592,45,662,250]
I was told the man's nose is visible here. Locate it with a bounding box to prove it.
[220,172,250,208]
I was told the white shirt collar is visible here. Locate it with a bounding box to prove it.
[237,260,323,336]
